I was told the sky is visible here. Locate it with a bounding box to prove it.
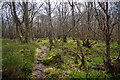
[27,0,120,3]
[2,0,120,2]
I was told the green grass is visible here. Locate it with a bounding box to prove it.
[2,39,39,79]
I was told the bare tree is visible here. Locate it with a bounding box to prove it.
[68,1,87,66]
[94,1,118,73]
[44,0,54,50]
[9,2,43,43]
[69,0,76,40]
[57,2,69,42]
[1,2,15,39]
[116,2,120,56]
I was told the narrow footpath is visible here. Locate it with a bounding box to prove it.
[31,44,47,79]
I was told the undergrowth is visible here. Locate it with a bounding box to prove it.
[2,39,39,79]
[39,38,120,78]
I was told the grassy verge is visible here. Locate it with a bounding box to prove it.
[2,39,39,79]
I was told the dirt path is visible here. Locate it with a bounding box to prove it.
[31,44,47,79]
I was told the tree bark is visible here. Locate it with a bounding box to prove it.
[97,1,113,71]
[104,2,112,70]
[118,2,120,56]
[71,2,76,40]
[48,0,53,51]
[12,2,23,42]
[23,2,30,43]
[105,35,111,64]
[2,17,5,38]
[77,40,85,65]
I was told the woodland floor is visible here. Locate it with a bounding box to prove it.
[1,38,120,79]
[32,44,47,79]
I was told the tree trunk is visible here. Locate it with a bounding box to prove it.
[72,3,75,40]
[12,2,24,42]
[23,2,30,43]
[49,35,53,51]
[63,35,67,42]
[24,29,29,43]
[105,36,111,63]
[31,29,34,41]
[16,25,23,42]
[9,26,13,39]
[77,40,85,65]
[118,2,120,56]
[48,0,53,51]
[2,17,5,38]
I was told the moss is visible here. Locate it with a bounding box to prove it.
[40,52,62,66]
[36,38,120,78]
[44,68,62,78]
[44,68,54,74]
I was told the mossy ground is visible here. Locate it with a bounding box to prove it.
[37,38,120,78]
[2,38,120,79]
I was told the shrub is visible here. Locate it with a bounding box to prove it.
[2,39,38,79]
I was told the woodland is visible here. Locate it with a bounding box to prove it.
[0,0,120,79]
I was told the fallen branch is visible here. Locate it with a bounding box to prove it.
[67,50,82,60]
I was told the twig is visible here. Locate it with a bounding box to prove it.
[68,50,82,59]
